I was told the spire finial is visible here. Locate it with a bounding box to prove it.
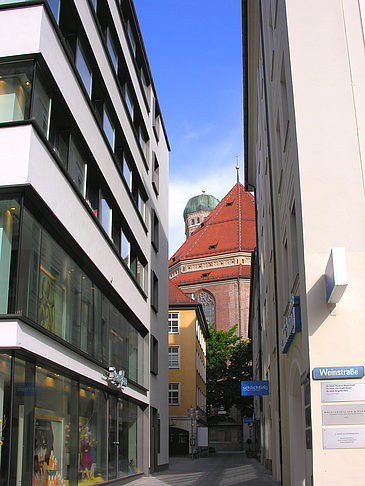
[202,189,206,194]
[235,154,241,183]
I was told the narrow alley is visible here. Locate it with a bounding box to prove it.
[129,453,279,486]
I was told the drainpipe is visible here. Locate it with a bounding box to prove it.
[237,277,242,337]
[258,1,283,483]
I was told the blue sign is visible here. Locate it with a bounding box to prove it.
[241,380,269,396]
[312,366,364,380]
[244,417,255,424]
[281,296,301,354]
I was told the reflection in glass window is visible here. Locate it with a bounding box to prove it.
[90,0,97,10]
[139,127,148,163]
[118,400,142,476]
[137,191,146,222]
[0,62,32,123]
[125,84,134,120]
[127,21,136,56]
[121,231,130,267]
[48,0,61,23]
[0,200,20,314]
[76,41,92,98]
[136,257,146,292]
[17,208,145,384]
[123,156,132,191]
[103,107,115,150]
[100,198,112,237]
[107,29,118,72]
[33,74,51,137]
[140,68,149,105]
[68,138,87,196]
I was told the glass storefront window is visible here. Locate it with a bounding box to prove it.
[0,199,20,314]
[117,399,142,476]
[0,61,33,123]
[78,386,107,484]
[0,355,11,486]
[34,366,75,486]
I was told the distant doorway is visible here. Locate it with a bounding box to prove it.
[169,427,189,456]
[289,366,306,486]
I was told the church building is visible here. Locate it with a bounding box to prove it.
[169,182,256,339]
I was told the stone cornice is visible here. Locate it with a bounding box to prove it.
[169,252,252,278]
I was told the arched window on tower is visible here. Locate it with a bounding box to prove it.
[197,291,215,325]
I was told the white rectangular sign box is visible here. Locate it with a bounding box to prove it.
[322,404,365,425]
[321,382,365,402]
[323,427,365,449]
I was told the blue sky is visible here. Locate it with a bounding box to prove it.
[133,0,244,255]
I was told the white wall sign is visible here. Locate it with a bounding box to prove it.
[321,382,365,402]
[322,404,365,425]
[323,427,365,449]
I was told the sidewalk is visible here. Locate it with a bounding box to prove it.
[128,452,280,486]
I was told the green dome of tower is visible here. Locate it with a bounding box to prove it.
[183,193,219,220]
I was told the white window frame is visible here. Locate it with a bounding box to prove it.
[168,312,180,334]
[168,383,180,406]
[168,346,180,369]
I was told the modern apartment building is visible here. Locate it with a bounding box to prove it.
[168,280,209,456]
[243,1,365,485]
[0,0,169,484]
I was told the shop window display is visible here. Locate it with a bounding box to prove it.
[78,386,107,484]
[34,366,77,486]
[0,355,11,486]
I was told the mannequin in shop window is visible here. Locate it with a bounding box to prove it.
[34,420,54,486]
[80,427,94,480]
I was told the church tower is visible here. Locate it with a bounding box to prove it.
[183,192,219,238]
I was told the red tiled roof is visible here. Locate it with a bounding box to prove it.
[168,279,196,304]
[169,183,255,266]
[171,265,251,286]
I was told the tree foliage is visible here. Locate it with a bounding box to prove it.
[206,323,253,419]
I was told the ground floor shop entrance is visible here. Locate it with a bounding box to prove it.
[0,352,144,486]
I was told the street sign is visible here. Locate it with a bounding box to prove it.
[313,366,364,380]
[241,380,269,396]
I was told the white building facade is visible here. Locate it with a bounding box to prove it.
[244,1,365,485]
[0,0,169,484]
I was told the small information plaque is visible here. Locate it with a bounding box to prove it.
[321,382,365,402]
[322,404,365,425]
[323,427,365,449]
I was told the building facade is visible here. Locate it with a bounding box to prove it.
[243,1,365,485]
[168,280,209,456]
[0,0,169,484]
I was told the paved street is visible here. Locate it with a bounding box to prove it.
[129,452,280,486]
